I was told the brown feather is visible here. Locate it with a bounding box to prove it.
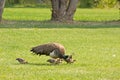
[31,43,65,56]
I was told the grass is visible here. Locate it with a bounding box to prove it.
[3,8,119,21]
[0,8,120,80]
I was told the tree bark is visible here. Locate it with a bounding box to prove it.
[51,0,78,22]
[0,0,5,22]
[51,0,60,21]
[65,0,78,21]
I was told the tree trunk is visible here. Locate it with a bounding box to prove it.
[0,0,5,22]
[51,0,78,22]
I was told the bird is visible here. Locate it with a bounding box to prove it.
[16,58,28,64]
[30,43,71,62]
[47,58,62,64]
[65,55,76,63]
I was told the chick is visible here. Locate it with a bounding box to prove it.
[65,55,76,63]
[47,58,62,64]
[16,58,28,64]
[66,58,76,63]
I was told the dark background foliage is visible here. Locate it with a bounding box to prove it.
[5,0,119,8]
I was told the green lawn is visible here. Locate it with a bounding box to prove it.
[0,8,120,80]
[3,8,119,21]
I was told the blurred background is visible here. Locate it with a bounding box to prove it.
[5,0,119,8]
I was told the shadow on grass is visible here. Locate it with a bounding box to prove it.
[14,62,72,66]
[27,63,52,66]
[14,63,54,66]
[0,20,120,29]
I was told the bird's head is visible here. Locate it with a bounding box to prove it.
[65,55,76,63]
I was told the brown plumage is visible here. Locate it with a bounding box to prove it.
[47,58,62,64]
[31,43,65,56]
[31,42,76,63]
[16,58,28,64]
[31,43,69,59]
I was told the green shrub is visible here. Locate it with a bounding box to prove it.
[79,0,118,8]
[96,0,118,8]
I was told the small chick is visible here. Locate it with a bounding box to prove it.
[47,58,62,64]
[16,58,28,64]
[66,58,76,63]
[65,55,76,63]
